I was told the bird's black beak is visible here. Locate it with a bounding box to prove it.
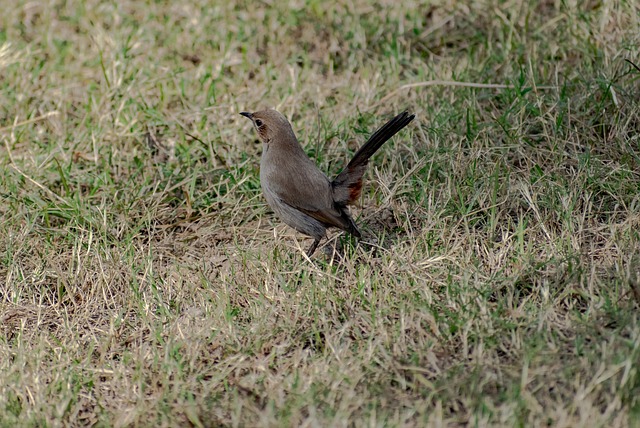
[239,112,253,120]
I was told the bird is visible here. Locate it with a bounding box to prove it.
[240,109,415,256]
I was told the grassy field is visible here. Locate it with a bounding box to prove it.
[1,0,639,426]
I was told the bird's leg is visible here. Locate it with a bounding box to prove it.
[306,238,321,257]
[322,237,344,261]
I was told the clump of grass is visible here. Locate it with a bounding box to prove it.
[0,0,639,426]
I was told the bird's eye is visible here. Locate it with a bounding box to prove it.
[255,119,263,127]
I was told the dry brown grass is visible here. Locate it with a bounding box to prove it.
[1,0,639,426]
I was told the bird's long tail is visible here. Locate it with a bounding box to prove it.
[332,111,415,205]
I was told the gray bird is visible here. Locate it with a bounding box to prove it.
[240,109,415,256]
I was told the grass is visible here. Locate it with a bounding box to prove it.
[1,0,639,426]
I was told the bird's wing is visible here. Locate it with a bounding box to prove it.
[263,156,354,231]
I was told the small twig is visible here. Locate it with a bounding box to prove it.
[184,131,205,146]
[0,111,59,133]
[625,59,640,74]
[185,131,228,168]
[369,80,556,111]
[3,129,67,204]
[9,164,67,204]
